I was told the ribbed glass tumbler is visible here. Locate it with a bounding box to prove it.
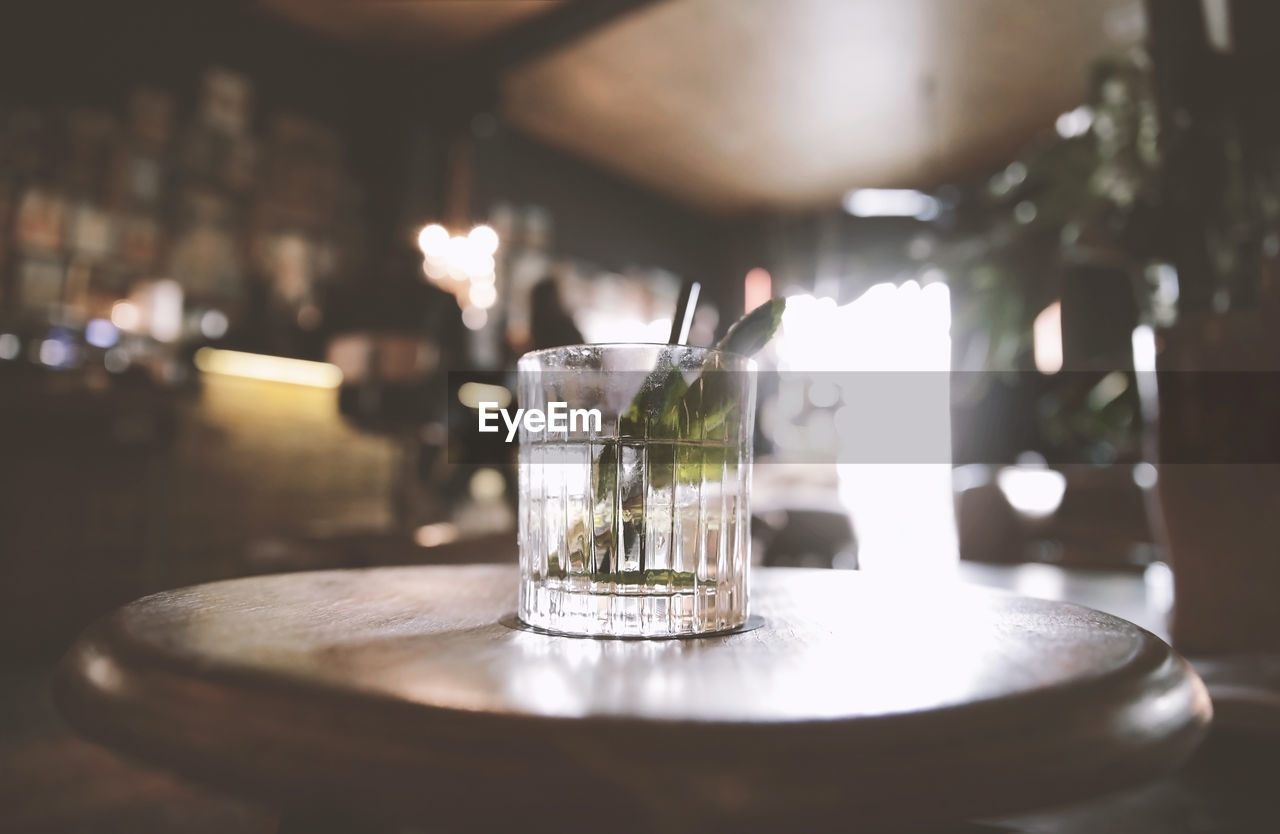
[517,344,757,637]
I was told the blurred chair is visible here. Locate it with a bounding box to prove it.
[755,508,857,569]
[955,463,1155,570]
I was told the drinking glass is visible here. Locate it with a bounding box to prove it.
[517,344,757,637]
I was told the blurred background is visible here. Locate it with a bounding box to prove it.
[4,0,1280,830]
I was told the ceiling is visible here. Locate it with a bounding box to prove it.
[261,0,1146,215]
[501,0,1145,213]
[260,0,564,60]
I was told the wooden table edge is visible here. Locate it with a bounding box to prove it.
[54,566,1214,831]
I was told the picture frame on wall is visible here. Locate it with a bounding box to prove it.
[14,188,66,253]
[17,255,65,313]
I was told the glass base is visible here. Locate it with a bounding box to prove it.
[519,579,746,638]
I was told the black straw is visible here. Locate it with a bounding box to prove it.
[668,280,701,345]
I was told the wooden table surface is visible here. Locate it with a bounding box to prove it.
[56,565,1211,832]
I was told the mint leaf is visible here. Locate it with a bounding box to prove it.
[715,298,786,357]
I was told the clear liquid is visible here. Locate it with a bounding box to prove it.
[518,439,750,637]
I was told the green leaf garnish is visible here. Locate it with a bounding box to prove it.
[714,297,786,357]
[573,298,787,576]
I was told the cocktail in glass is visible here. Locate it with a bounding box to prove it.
[517,344,757,637]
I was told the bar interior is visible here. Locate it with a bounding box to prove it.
[2,1,1278,832]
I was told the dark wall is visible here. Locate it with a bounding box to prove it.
[1146,0,1280,310]
[1,1,749,320]
[469,125,739,307]
[0,0,421,266]
[743,211,930,300]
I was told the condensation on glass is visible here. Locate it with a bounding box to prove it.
[517,344,757,637]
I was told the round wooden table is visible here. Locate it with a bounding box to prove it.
[56,565,1210,833]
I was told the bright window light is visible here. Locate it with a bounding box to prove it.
[1033,301,1063,374]
[774,281,955,575]
[1055,106,1094,139]
[997,466,1067,519]
[842,189,940,221]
